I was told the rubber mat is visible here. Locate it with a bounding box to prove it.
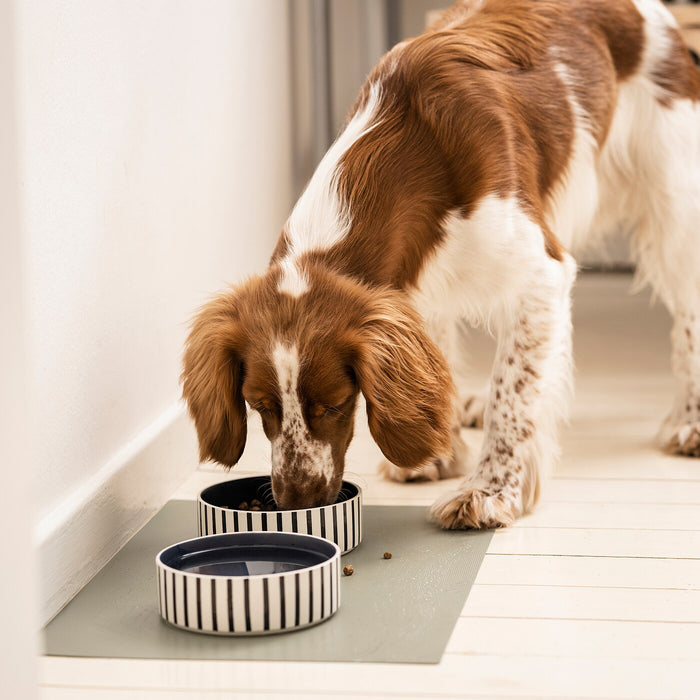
[44,500,492,664]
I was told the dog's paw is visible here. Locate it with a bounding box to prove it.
[378,459,442,482]
[429,487,520,529]
[378,430,472,483]
[460,395,486,429]
[660,420,700,457]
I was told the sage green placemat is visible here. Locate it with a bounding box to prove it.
[44,501,492,664]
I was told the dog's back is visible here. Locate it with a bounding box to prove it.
[185,1,700,528]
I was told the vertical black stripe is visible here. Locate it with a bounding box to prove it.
[212,507,217,534]
[244,578,252,632]
[263,578,270,630]
[279,576,286,630]
[342,502,348,551]
[261,511,268,532]
[320,508,326,539]
[183,576,189,627]
[358,497,362,544]
[196,578,202,630]
[163,569,168,621]
[351,499,357,549]
[332,506,338,547]
[308,569,314,624]
[246,511,253,532]
[204,504,208,534]
[157,569,163,616]
[172,572,178,625]
[222,511,227,533]
[276,511,283,531]
[233,510,239,532]
[329,560,333,612]
[320,565,325,619]
[294,572,300,627]
[197,501,201,535]
[306,509,313,535]
[211,579,218,631]
[227,579,234,632]
[291,510,298,532]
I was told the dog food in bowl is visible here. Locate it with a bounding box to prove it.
[198,476,362,554]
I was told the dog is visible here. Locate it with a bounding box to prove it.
[183,0,700,529]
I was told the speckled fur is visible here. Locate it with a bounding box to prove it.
[270,342,335,503]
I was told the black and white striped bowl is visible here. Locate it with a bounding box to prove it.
[198,476,362,554]
[156,531,341,635]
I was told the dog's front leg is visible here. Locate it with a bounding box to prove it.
[430,254,576,529]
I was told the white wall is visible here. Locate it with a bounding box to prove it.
[14,0,294,622]
[1,1,37,695]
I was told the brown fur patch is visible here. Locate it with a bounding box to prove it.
[652,27,700,104]
[282,0,658,286]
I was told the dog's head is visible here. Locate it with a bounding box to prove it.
[182,265,454,509]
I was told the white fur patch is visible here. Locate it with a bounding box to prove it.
[277,258,309,297]
[632,1,678,71]
[277,82,383,295]
[545,62,599,252]
[411,195,554,326]
[271,342,334,481]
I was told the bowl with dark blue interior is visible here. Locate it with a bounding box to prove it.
[156,530,341,635]
[197,475,362,554]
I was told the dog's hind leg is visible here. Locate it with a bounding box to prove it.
[624,98,700,457]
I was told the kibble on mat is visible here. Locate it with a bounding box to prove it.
[343,565,354,576]
[383,552,392,559]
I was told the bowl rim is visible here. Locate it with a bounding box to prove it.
[155,530,341,581]
[198,476,362,515]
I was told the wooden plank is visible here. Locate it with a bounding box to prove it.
[489,527,700,559]
[462,584,700,622]
[39,654,700,699]
[514,501,700,531]
[475,554,700,589]
[447,617,700,660]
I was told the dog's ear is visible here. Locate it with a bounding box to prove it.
[182,293,247,467]
[352,291,454,468]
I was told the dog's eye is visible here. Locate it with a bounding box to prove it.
[323,400,350,418]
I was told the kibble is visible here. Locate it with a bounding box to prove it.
[383,552,392,559]
[235,500,276,511]
[343,565,354,576]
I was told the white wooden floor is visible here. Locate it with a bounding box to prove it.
[40,274,700,700]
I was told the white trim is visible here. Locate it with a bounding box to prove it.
[35,401,199,625]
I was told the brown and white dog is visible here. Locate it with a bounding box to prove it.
[183,0,700,528]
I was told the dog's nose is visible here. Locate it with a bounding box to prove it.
[271,474,340,510]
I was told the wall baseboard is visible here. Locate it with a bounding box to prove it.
[35,402,199,626]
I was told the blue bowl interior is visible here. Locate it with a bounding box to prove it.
[160,532,338,577]
[200,476,359,511]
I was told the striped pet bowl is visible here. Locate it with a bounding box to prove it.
[198,476,362,554]
[156,531,341,635]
